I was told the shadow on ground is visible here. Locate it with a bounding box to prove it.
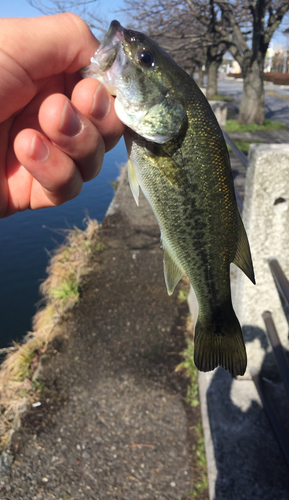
[207,326,289,500]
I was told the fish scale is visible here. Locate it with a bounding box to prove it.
[81,20,255,376]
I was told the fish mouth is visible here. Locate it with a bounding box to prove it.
[94,20,124,73]
[81,20,130,94]
[82,20,140,75]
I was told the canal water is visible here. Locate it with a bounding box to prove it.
[0,138,127,348]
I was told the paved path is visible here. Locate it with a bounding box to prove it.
[218,79,289,126]
[0,175,200,500]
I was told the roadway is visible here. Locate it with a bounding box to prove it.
[218,77,289,126]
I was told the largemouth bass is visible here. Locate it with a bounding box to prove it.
[82,21,255,376]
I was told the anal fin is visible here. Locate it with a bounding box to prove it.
[233,211,255,284]
[162,239,184,295]
[128,159,139,206]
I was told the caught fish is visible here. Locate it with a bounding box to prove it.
[82,21,255,376]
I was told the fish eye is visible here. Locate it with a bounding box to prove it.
[137,49,154,68]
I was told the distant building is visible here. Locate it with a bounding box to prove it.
[232,60,241,74]
[220,40,288,76]
[220,52,241,74]
[264,47,274,72]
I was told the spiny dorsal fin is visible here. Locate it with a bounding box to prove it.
[162,238,184,295]
[233,212,255,284]
[128,159,139,206]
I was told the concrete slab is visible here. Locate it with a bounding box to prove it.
[208,101,228,129]
[235,144,289,375]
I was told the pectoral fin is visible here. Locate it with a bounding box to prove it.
[162,238,184,295]
[144,148,184,188]
[128,159,139,206]
[233,212,255,284]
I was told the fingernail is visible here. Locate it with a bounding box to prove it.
[29,134,50,162]
[90,84,111,120]
[59,100,83,137]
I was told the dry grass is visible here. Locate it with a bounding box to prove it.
[176,277,209,499]
[0,218,104,449]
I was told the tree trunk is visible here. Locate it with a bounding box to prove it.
[184,64,196,78]
[206,60,219,99]
[238,54,265,125]
[198,66,204,88]
[206,45,223,100]
[189,64,196,78]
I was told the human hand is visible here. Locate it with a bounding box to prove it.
[0,13,125,217]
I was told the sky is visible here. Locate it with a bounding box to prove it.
[1,1,40,18]
[0,0,127,28]
[0,0,288,48]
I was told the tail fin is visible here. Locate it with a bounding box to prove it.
[194,312,247,377]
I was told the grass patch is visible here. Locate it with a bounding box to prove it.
[176,335,209,499]
[192,420,209,499]
[176,340,199,407]
[176,294,209,500]
[210,93,234,102]
[226,118,289,133]
[174,276,208,498]
[51,279,79,302]
[109,180,120,192]
[178,287,190,304]
[0,217,105,449]
[226,140,262,152]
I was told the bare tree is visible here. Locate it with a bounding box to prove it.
[214,0,289,124]
[123,0,207,86]
[180,0,228,98]
[28,0,289,124]
[196,0,228,99]
[125,0,289,124]
[27,0,107,34]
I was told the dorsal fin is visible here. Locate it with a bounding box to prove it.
[233,212,255,284]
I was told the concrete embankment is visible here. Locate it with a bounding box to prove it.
[195,135,289,500]
[0,173,203,499]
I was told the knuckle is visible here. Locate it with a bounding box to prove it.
[62,12,91,38]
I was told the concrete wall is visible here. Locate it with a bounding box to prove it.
[233,143,289,375]
[208,101,227,129]
[188,143,289,500]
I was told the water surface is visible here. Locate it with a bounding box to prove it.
[0,138,127,348]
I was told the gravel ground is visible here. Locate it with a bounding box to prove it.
[0,176,202,500]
